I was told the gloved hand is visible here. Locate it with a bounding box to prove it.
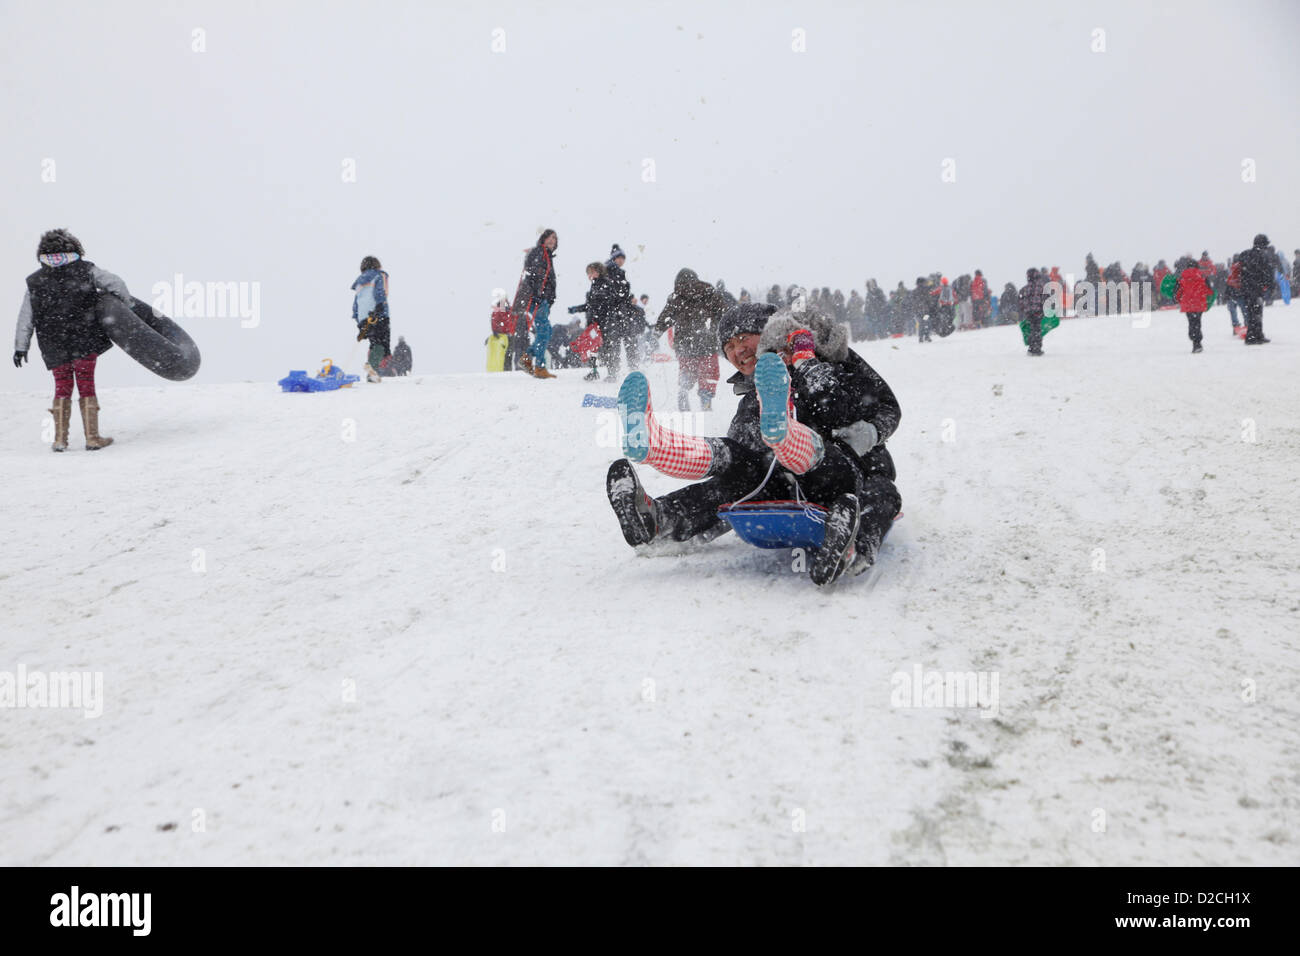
[834,420,879,456]
[782,328,818,368]
[567,305,584,314]
[356,326,369,342]
[787,328,816,358]
[13,350,27,367]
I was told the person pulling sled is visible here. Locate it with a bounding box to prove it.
[352,256,391,382]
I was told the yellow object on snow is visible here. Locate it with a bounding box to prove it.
[486,333,509,372]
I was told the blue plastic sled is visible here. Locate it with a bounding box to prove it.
[1277,272,1292,305]
[717,500,828,550]
[582,393,618,408]
[278,362,360,392]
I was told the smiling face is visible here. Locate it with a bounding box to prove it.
[723,332,760,376]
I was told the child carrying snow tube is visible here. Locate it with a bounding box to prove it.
[97,295,201,381]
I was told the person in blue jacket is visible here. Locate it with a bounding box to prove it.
[352,256,390,379]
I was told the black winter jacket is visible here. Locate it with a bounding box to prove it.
[572,275,622,328]
[24,259,115,369]
[1019,275,1047,319]
[518,243,556,308]
[723,311,901,480]
[655,273,727,358]
[1237,245,1276,298]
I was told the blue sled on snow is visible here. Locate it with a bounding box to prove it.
[717,500,828,550]
[278,360,361,392]
[582,393,619,408]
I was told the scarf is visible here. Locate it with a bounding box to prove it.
[39,252,81,267]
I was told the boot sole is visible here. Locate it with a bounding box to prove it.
[754,352,790,445]
[606,459,655,546]
[617,372,651,462]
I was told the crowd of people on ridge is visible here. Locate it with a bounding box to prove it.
[493,230,1290,381]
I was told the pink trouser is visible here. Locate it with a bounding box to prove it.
[52,354,99,399]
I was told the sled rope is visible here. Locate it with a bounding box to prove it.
[732,454,780,507]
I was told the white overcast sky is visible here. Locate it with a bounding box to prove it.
[2,0,1297,384]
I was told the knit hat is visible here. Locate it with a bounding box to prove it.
[1253,234,1269,248]
[609,244,626,260]
[717,303,776,349]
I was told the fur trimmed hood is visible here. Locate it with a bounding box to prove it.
[757,308,849,363]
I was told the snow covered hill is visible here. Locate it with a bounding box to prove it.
[2,307,1297,865]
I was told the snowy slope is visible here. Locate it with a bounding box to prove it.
[1,307,1297,866]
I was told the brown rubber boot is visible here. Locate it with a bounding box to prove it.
[533,364,556,379]
[79,396,114,450]
[520,354,534,374]
[50,397,72,452]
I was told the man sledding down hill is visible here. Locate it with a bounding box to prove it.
[606,302,902,587]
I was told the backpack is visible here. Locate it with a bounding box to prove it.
[491,307,516,335]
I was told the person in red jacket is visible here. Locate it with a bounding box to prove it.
[970,269,990,327]
[1174,256,1214,353]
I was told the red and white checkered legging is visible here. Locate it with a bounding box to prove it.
[765,404,824,475]
[638,394,713,480]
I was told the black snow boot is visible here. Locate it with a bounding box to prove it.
[810,493,861,587]
[848,529,882,577]
[849,476,901,577]
[606,458,660,547]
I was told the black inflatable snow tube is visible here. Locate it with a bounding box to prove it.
[97,295,201,381]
